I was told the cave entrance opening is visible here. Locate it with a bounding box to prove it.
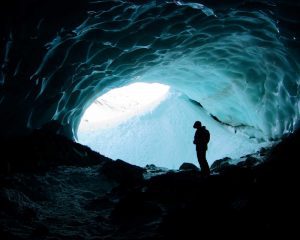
[76,82,270,170]
[77,82,176,167]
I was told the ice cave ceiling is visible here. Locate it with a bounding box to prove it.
[0,0,299,145]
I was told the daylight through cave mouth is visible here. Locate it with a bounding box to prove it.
[77,82,270,169]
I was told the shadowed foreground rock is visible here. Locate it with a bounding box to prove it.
[0,130,299,239]
[179,162,199,171]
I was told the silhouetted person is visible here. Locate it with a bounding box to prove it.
[193,121,210,176]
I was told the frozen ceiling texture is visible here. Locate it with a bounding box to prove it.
[0,0,299,166]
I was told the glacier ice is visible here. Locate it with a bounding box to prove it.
[39,2,300,142]
[0,0,299,167]
[173,0,216,17]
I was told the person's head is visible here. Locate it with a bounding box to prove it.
[193,121,202,129]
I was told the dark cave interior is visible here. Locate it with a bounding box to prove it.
[0,0,299,239]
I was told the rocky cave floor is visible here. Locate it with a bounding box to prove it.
[0,129,299,239]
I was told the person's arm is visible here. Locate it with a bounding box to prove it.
[193,131,197,144]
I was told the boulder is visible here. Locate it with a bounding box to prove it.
[179,162,199,171]
[237,156,261,168]
[101,159,145,184]
[210,157,232,173]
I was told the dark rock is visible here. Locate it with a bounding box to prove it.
[145,164,168,174]
[0,131,110,174]
[144,164,169,179]
[0,230,16,240]
[210,157,232,173]
[31,224,49,238]
[21,208,37,222]
[85,196,114,211]
[145,164,157,171]
[179,162,199,171]
[259,147,268,156]
[237,156,261,168]
[101,159,145,184]
[0,188,37,220]
[111,191,162,224]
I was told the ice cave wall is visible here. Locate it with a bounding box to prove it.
[0,0,299,143]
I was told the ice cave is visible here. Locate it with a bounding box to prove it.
[0,0,299,239]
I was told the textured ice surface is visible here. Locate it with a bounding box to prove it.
[173,0,216,16]
[31,1,300,139]
[0,0,299,159]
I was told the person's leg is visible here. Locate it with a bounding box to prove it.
[201,159,210,176]
[197,147,210,176]
[197,149,206,171]
[196,147,203,169]
[203,145,210,175]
